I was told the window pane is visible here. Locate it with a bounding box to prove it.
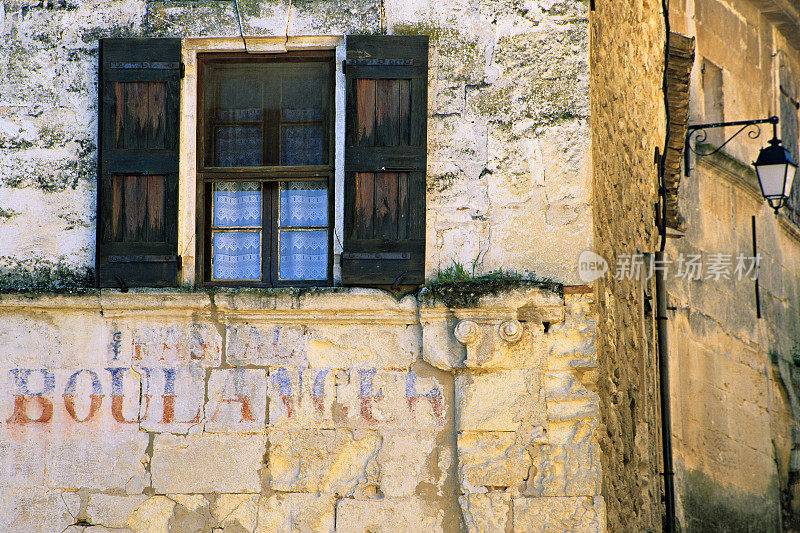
[279,230,327,280]
[280,181,327,227]
[281,124,324,165]
[213,181,261,227]
[213,231,261,280]
[215,125,262,167]
[203,61,330,167]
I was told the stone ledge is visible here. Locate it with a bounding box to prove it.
[0,288,420,325]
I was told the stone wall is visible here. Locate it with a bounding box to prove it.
[0,286,602,531]
[665,0,800,530]
[0,0,591,286]
[589,0,667,531]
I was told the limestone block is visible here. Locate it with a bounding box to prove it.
[546,396,599,422]
[544,370,596,402]
[121,321,222,367]
[0,312,110,368]
[205,368,267,433]
[547,323,597,371]
[256,493,336,533]
[169,494,208,511]
[45,430,150,491]
[454,319,544,370]
[226,324,308,366]
[546,418,599,445]
[139,366,206,433]
[0,488,80,533]
[336,369,447,429]
[268,367,335,429]
[459,492,511,533]
[269,429,380,495]
[305,324,420,369]
[458,431,531,492]
[513,496,606,532]
[212,494,259,532]
[151,433,265,493]
[377,430,438,498]
[0,430,48,488]
[456,370,545,431]
[127,496,176,533]
[525,443,601,497]
[86,494,149,529]
[336,498,441,533]
[420,312,466,370]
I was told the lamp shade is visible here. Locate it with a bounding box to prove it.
[753,139,797,209]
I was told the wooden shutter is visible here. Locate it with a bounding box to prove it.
[343,35,428,286]
[97,39,181,288]
[779,58,800,219]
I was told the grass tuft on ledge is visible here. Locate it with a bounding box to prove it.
[422,262,563,308]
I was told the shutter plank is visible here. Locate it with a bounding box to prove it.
[355,172,374,239]
[147,175,165,241]
[112,174,123,242]
[375,79,399,147]
[408,171,426,241]
[124,175,148,241]
[397,172,409,239]
[357,79,376,146]
[398,80,411,146]
[374,172,398,239]
[114,83,125,149]
[149,82,166,149]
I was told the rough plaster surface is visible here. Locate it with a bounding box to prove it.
[0,0,590,286]
[0,287,602,531]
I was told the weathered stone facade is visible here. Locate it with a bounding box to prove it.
[589,1,667,531]
[0,287,602,531]
[0,1,602,527]
[665,0,800,529]
[0,0,590,287]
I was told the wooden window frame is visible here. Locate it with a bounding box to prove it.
[196,51,336,288]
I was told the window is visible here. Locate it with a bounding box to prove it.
[96,36,428,289]
[197,52,334,287]
[702,59,724,146]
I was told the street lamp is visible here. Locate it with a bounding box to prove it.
[753,124,797,214]
[685,115,797,214]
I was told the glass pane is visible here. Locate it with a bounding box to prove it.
[213,182,261,227]
[281,124,324,165]
[214,125,262,167]
[212,231,261,280]
[279,230,327,280]
[280,182,327,227]
[204,60,330,168]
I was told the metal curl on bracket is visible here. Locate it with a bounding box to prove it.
[683,116,778,177]
[687,122,763,158]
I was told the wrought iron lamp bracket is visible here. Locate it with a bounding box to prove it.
[684,116,779,177]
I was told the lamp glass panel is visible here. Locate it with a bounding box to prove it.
[756,163,789,198]
[783,164,797,197]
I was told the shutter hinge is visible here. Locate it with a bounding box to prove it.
[180,62,185,79]
[341,252,410,260]
[341,60,346,74]
[176,255,182,269]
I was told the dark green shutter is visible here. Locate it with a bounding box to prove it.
[97,38,181,288]
[343,35,428,286]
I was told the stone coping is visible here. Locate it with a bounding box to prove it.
[0,285,574,324]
